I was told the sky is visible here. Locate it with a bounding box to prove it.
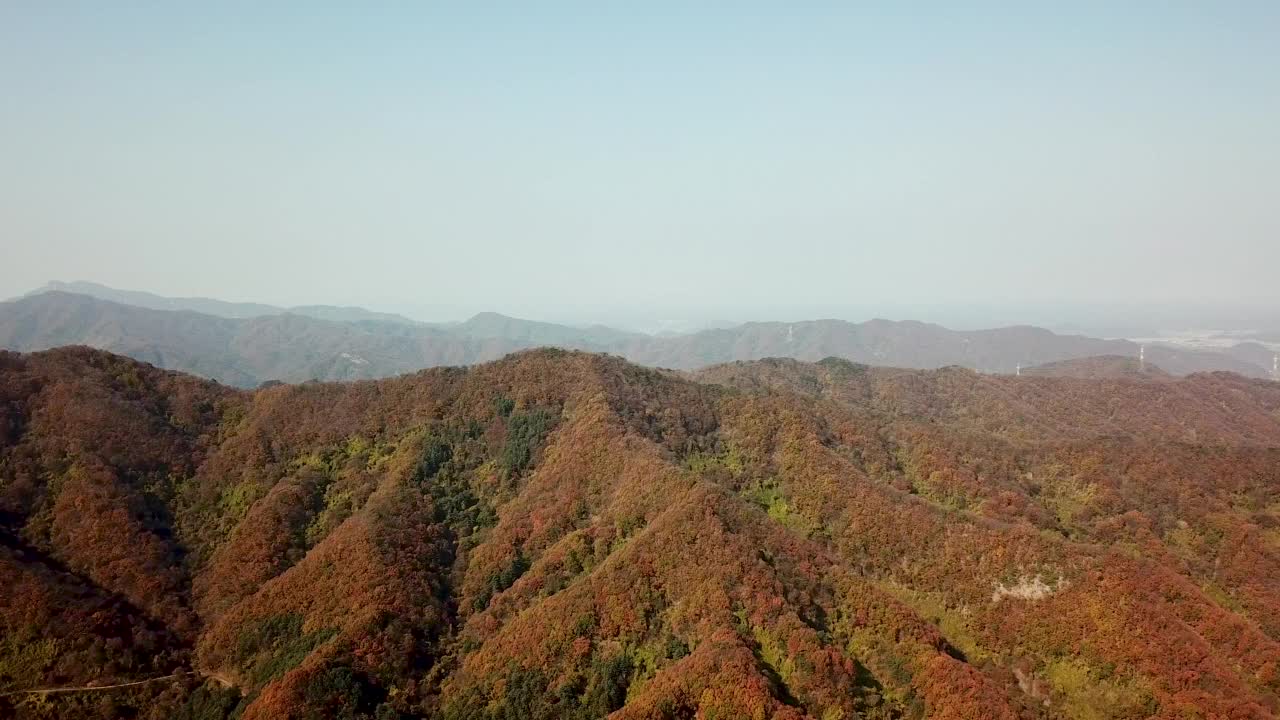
[2,3,1278,331]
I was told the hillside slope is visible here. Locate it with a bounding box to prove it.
[2,348,1280,718]
[1019,355,1168,379]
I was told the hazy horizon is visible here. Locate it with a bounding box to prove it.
[4,5,1278,332]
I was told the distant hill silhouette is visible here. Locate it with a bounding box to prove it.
[27,280,423,326]
[1,286,1272,386]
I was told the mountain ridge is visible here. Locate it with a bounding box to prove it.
[25,281,426,327]
[3,288,1272,387]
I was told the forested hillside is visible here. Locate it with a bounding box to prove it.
[2,347,1280,719]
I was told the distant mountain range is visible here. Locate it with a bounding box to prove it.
[0,283,1273,386]
[26,280,426,326]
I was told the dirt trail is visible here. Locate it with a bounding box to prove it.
[0,670,196,698]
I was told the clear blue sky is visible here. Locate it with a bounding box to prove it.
[2,3,1277,328]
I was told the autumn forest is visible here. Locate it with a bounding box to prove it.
[2,346,1280,719]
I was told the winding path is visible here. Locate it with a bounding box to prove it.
[0,670,195,698]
